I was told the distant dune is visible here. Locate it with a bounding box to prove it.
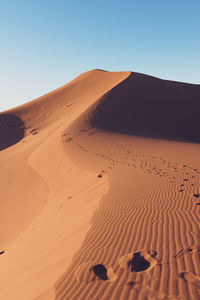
[0,70,200,300]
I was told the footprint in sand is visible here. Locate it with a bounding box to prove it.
[127,281,179,299]
[75,262,117,282]
[174,247,200,260]
[180,272,200,291]
[118,249,158,274]
[193,194,200,198]
[93,264,109,280]
[66,137,73,142]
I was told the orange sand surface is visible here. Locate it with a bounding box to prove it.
[0,70,200,300]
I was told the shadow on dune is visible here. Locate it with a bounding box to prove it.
[0,113,24,150]
[91,73,200,143]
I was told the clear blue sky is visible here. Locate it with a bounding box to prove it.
[0,0,200,112]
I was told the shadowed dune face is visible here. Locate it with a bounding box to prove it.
[0,113,24,150]
[91,73,200,143]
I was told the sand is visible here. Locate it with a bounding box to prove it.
[0,69,200,300]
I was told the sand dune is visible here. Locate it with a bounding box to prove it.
[0,70,200,300]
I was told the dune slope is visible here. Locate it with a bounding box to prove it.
[91,72,200,142]
[0,70,200,300]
